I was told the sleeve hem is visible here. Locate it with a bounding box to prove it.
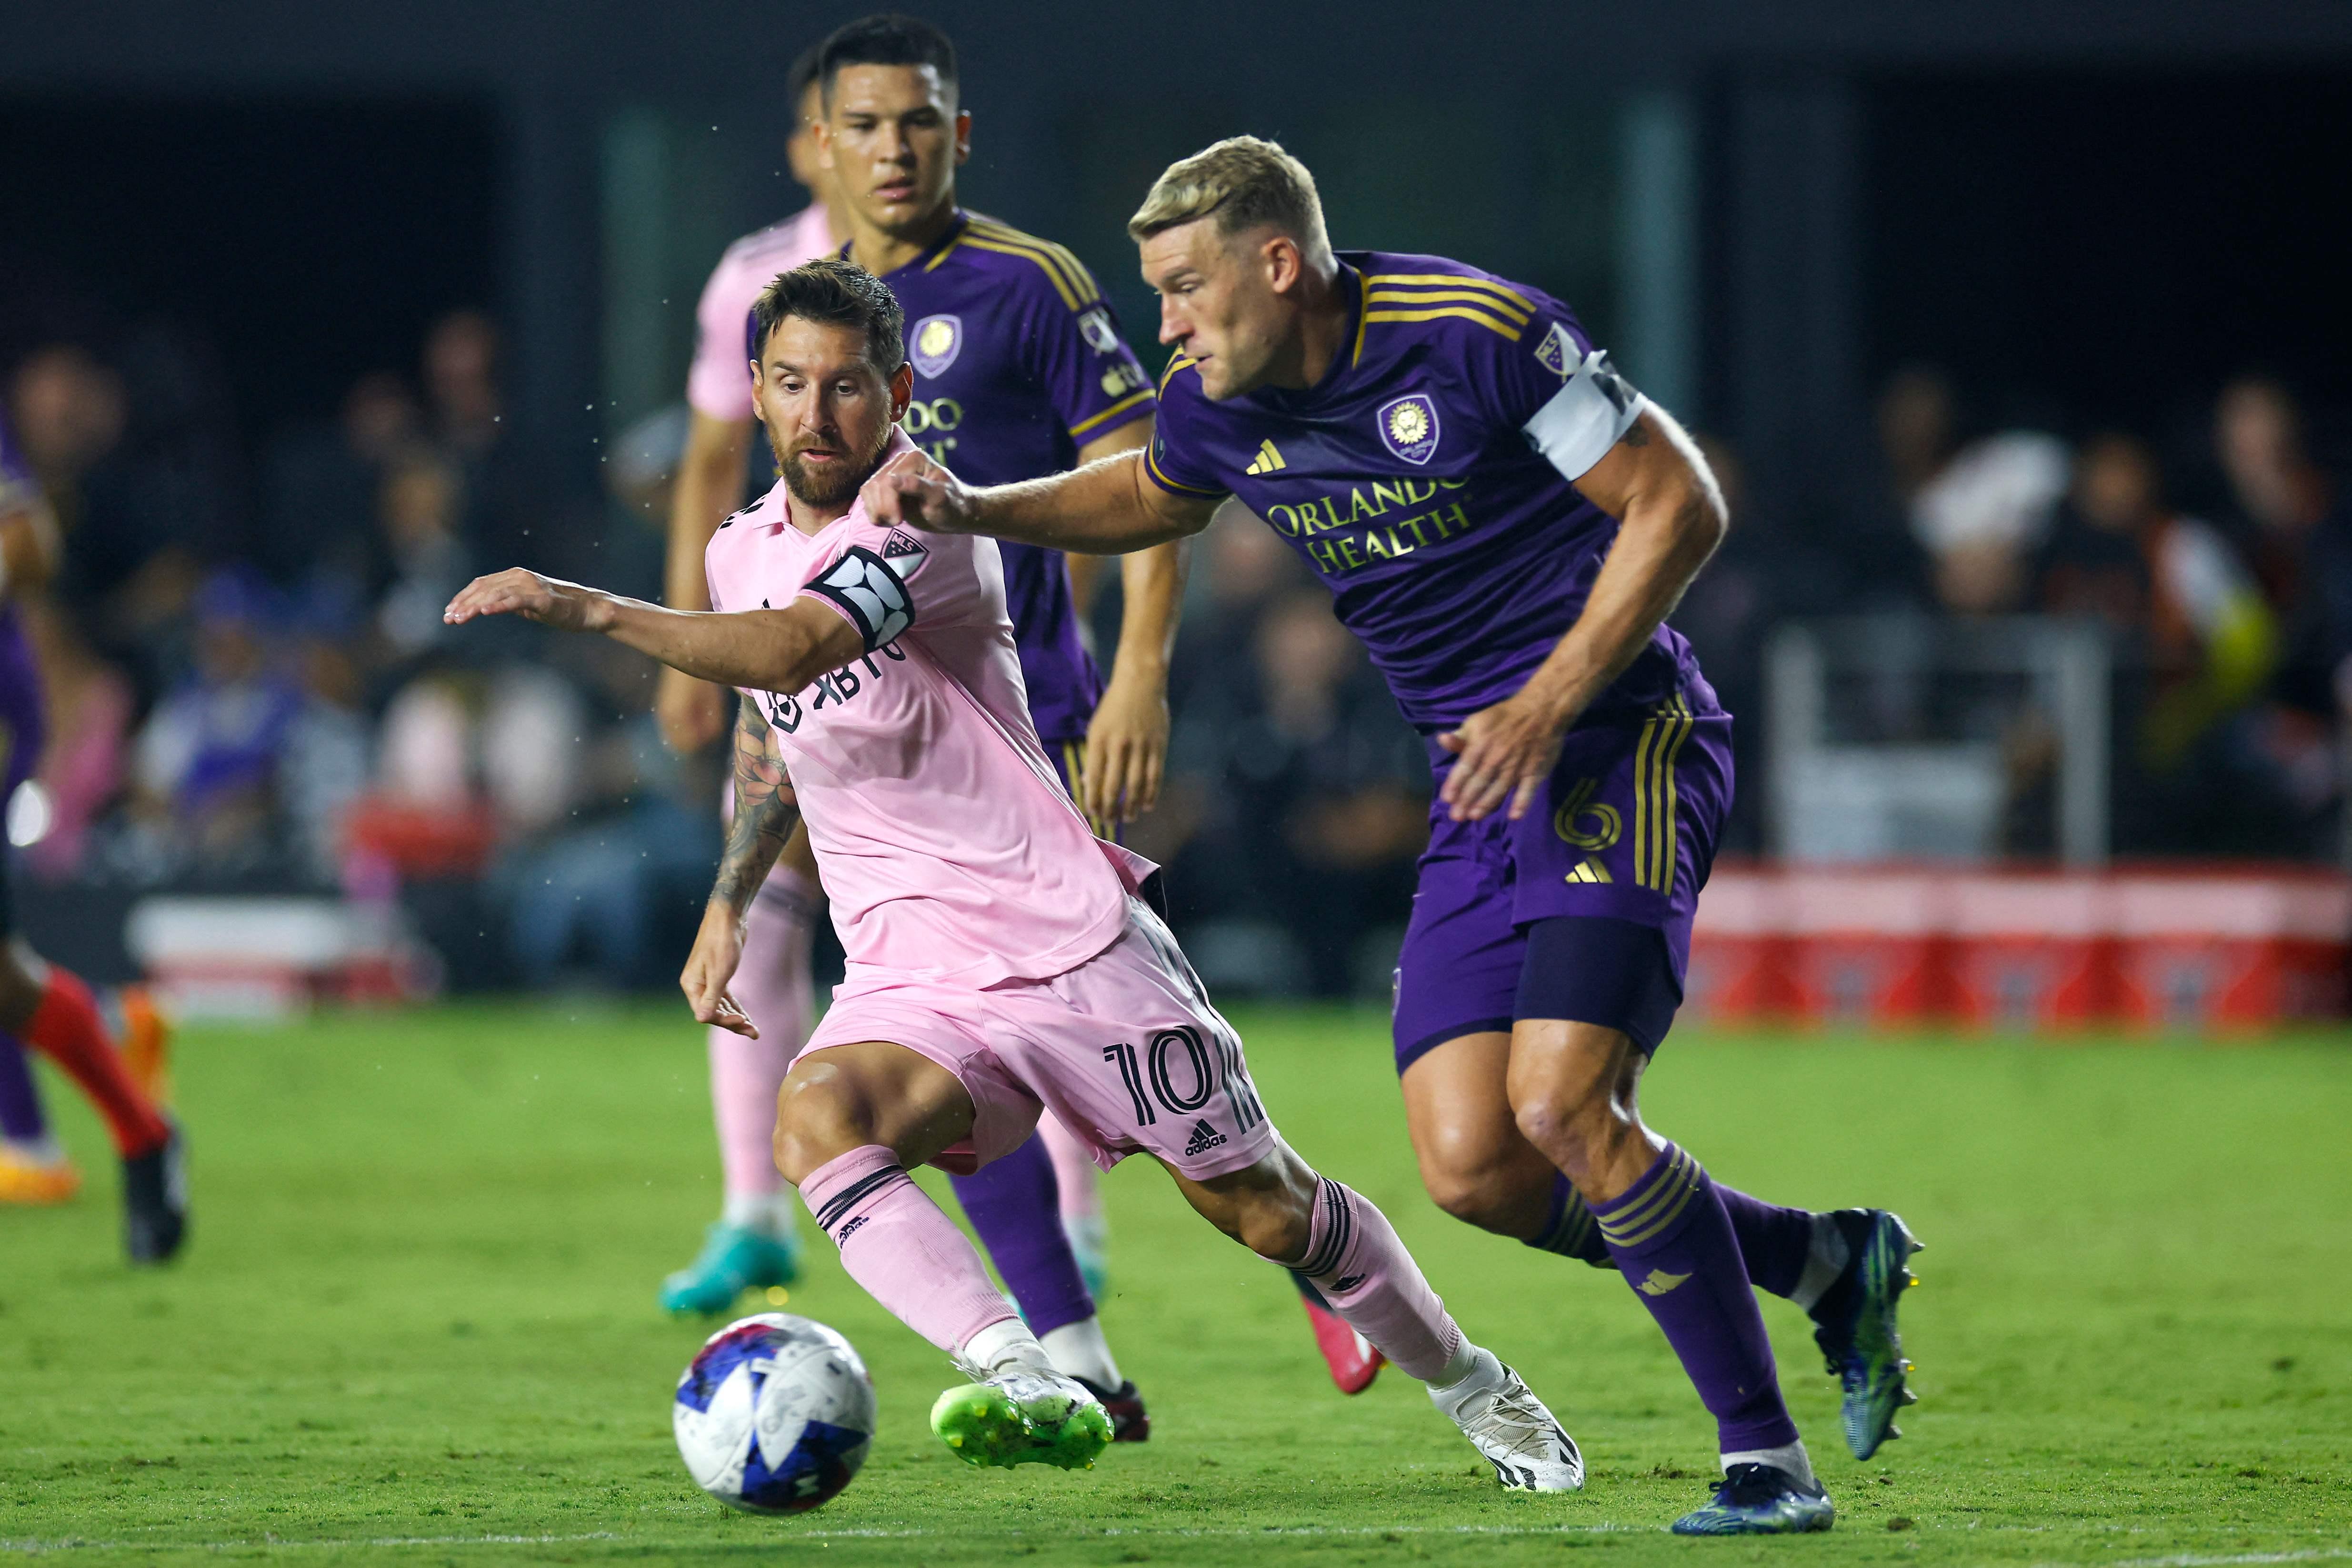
[1068,390,1156,442]
[1144,445,1230,499]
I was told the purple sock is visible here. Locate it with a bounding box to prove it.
[1712,1184,1815,1300]
[0,1032,48,1143]
[1531,1173,1814,1299]
[1590,1142,1799,1453]
[948,1132,1096,1338]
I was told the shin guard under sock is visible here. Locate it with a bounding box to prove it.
[799,1145,1018,1357]
[1589,1143,1799,1453]
[1287,1177,1463,1383]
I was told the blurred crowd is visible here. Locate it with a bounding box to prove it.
[5,312,716,991]
[1678,368,2352,862]
[8,297,2351,998]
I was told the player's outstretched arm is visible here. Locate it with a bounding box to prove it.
[1437,405,1728,822]
[443,569,864,695]
[861,445,1218,555]
[681,696,803,1039]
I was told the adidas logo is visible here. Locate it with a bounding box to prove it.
[1183,1119,1227,1156]
[1242,439,1285,475]
[834,1215,869,1244]
[1331,1274,1365,1293]
[1635,1268,1690,1297]
[1565,858,1612,885]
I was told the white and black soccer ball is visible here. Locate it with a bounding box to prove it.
[672,1313,876,1514]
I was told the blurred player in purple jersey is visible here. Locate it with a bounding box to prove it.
[866,137,1927,1533]
[655,14,1183,1439]
[0,409,187,1261]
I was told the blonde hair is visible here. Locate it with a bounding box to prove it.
[1128,135,1333,271]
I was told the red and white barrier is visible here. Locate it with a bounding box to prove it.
[1685,862,2352,1032]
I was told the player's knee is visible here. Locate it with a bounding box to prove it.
[771,1074,877,1186]
[1510,1078,1622,1172]
[1416,1142,1538,1237]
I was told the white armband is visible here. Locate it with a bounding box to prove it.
[1521,349,1645,482]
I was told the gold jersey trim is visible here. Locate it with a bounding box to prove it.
[1068,389,1155,439]
[1631,695,1696,894]
[1362,304,1525,341]
[964,219,1101,310]
[1145,443,1227,498]
[1362,271,1536,313]
[1364,285,1533,326]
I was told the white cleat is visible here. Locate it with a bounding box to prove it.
[1430,1350,1584,1492]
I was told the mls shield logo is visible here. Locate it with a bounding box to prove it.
[1534,321,1579,380]
[1077,305,1120,355]
[910,314,962,378]
[1377,394,1441,465]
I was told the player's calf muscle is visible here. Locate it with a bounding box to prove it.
[1170,1146,1319,1264]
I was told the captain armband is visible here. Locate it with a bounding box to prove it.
[804,546,915,651]
[1521,348,1646,482]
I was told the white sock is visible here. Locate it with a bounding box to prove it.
[1426,1342,1502,1415]
[959,1317,1052,1377]
[1787,1212,1850,1313]
[3,1134,67,1165]
[1038,1317,1121,1388]
[1722,1439,1816,1489]
[723,1190,801,1241]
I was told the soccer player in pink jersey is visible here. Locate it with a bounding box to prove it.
[444,259,1581,1486]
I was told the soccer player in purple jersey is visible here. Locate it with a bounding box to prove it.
[0,409,187,1260]
[866,137,1924,1534]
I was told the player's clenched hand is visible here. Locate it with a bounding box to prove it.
[1437,689,1573,823]
[681,902,757,1038]
[442,569,617,633]
[1081,667,1170,826]
[860,449,978,536]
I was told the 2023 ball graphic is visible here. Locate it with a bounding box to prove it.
[673,1313,877,1514]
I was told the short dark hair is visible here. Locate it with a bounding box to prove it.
[816,13,958,107]
[785,43,824,114]
[752,258,906,375]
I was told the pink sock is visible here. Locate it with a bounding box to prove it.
[1290,1177,1465,1384]
[798,1145,1020,1357]
[1037,1112,1101,1223]
[708,870,818,1198]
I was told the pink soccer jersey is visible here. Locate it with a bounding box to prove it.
[704,432,1152,988]
[685,205,839,421]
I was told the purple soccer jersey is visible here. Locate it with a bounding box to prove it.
[1146,251,1700,733]
[854,212,1157,743]
[0,410,45,799]
[1147,253,1733,1061]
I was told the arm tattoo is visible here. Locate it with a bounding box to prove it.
[710,696,801,914]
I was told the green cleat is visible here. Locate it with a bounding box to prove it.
[658,1222,800,1317]
[1810,1208,1923,1460]
[930,1369,1112,1471]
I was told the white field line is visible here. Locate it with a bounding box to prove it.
[7,1528,2349,1558]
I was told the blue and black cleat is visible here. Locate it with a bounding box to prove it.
[1809,1208,1922,1460]
[1671,1463,1836,1536]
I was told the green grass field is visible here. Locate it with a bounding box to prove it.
[4,1002,2349,1566]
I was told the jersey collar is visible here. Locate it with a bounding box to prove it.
[838,209,971,281]
[1258,260,1366,411]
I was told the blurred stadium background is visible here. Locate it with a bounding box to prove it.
[8,0,2352,1035]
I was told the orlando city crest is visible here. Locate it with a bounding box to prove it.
[1377,394,1441,465]
[910,313,962,378]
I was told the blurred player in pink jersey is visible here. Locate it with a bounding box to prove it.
[651,43,847,1318]
[445,259,1581,1486]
